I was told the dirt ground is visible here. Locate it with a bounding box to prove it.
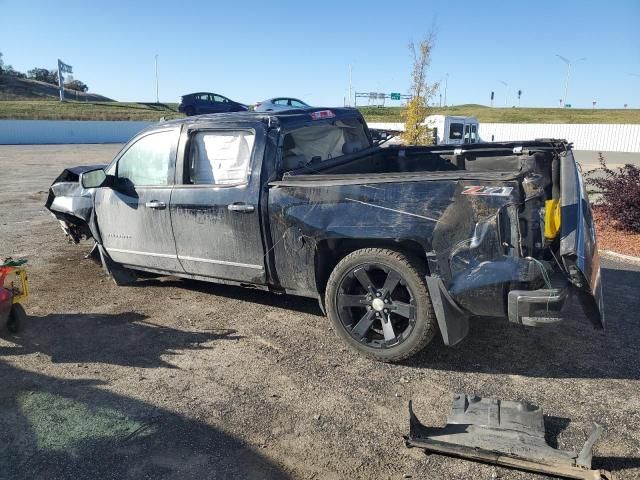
[0,144,639,480]
[594,208,640,258]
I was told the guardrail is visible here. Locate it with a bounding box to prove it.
[1,119,639,152]
[0,120,154,144]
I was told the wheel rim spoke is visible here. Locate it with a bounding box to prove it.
[338,262,417,349]
[390,301,415,319]
[351,310,376,339]
[353,267,375,293]
[338,293,369,309]
[382,270,401,296]
[381,316,396,342]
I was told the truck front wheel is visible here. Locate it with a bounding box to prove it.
[325,248,437,362]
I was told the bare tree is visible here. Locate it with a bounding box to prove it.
[401,33,439,145]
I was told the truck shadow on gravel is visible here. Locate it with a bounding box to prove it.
[408,265,640,380]
[0,359,289,480]
[0,312,240,368]
[131,277,324,317]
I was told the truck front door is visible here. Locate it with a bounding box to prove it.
[95,128,182,272]
[170,124,267,283]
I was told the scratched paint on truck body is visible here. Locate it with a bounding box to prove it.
[268,176,522,317]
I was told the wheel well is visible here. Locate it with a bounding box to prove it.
[315,238,429,296]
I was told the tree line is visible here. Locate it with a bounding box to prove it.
[0,52,89,92]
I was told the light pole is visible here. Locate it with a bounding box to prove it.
[154,54,159,104]
[499,80,508,107]
[348,64,353,107]
[443,73,449,107]
[556,54,585,107]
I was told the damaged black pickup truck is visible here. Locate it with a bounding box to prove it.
[46,108,604,362]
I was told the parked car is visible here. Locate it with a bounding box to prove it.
[254,97,310,112]
[46,108,604,362]
[178,92,248,116]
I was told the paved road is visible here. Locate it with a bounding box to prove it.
[574,150,640,171]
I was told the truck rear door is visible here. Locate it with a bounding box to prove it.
[170,123,267,284]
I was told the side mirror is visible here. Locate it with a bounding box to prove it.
[80,168,108,189]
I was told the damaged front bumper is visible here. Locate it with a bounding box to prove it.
[406,394,613,480]
[44,164,105,243]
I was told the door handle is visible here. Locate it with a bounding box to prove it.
[145,200,166,209]
[228,203,255,213]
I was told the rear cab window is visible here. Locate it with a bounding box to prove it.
[280,118,371,170]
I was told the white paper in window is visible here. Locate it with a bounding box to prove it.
[192,131,254,184]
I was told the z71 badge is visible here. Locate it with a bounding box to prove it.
[462,186,514,196]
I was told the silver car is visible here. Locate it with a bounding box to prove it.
[254,97,310,112]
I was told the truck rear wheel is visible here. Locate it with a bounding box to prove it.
[325,248,437,362]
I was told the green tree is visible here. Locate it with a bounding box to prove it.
[401,33,438,145]
[1,66,26,78]
[0,52,26,78]
[65,79,88,92]
[27,68,58,85]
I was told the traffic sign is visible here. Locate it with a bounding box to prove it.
[390,92,401,100]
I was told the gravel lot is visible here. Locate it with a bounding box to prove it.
[1,145,639,480]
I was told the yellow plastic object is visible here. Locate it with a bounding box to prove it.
[544,199,561,241]
[4,268,29,304]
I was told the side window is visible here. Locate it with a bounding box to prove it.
[189,131,255,185]
[117,131,175,186]
[449,123,463,140]
[213,95,229,103]
[463,124,471,144]
[196,94,209,103]
[273,99,288,105]
[290,99,306,107]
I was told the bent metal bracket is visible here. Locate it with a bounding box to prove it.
[405,393,613,480]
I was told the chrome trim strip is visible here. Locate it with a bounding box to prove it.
[106,247,178,259]
[178,255,264,270]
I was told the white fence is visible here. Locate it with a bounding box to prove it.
[0,120,153,145]
[1,119,639,152]
[368,122,640,153]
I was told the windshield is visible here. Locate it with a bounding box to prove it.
[281,119,371,170]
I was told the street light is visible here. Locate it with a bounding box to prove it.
[154,54,159,104]
[499,80,508,107]
[556,54,585,107]
[443,73,449,107]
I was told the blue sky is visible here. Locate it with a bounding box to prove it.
[1,0,639,108]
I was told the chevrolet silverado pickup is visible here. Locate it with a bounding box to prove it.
[46,108,604,362]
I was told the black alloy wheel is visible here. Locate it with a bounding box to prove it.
[325,248,437,362]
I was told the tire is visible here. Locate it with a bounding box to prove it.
[185,106,195,116]
[7,303,26,333]
[325,248,437,362]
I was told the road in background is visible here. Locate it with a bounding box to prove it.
[574,150,640,171]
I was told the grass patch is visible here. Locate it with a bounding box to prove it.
[0,100,183,121]
[0,100,639,123]
[358,104,640,124]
